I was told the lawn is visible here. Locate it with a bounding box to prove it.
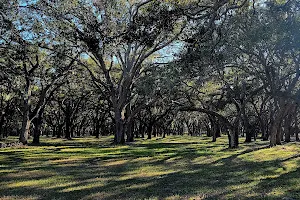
[0,136,299,200]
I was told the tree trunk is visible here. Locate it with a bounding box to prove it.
[125,104,134,142]
[0,114,4,139]
[270,121,277,147]
[65,118,71,140]
[20,109,31,145]
[126,119,134,142]
[212,120,217,142]
[3,125,8,138]
[32,109,44,144]
[19,82,32,145]
[95,122,100,139]
[147,125,152,139]
[114,110,125,144]
[205,123,211,137]
[141,125,145,138]
[216,123,221,138]
[234,126,239,147]
[57,125,63,138]
[270,119,283,146]
[52,127,56,137]
[32,117,42,144]
[136,121,142,138]
[296,126,300,141]
[261,119,268,141]
[228,121,239,148]
[228,128,239,148]
[245,128,252,143]
[228,129,234,148]
[163,129,167,138]
[71,125,75,138]
[284,116,292,142]
[212,130,217,142]
[153,126,157,138]
[275,103,295,145]
[211,118,220,142]
[269,101,293,146]
[285,126,291,143]
[244,118,253,143]
[276,125,283,145]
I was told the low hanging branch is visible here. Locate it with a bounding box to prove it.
[179,106,233,129]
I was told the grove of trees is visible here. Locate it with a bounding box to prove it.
[1,0,300,148]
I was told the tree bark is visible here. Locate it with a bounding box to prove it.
[32,117,42,144]
[284,116,292,143]
[296,126,300,141]
[245,128,252,142]
[228,126,239,148]
[65,117,71,140]
[95,122,100,139]
[125,105,134,142]
[141,123,145,138]
[276,125,283,145]
[270,121,278,147]
[205,123,211,137]
[136,121,143,138]
[211,118,217,142]
[19,78,32,145]
[272,102,295,146]
[20,105,31,145]
[57,124,63,138]
[261,119,269,141]
[32,108,44,144]
[20,115,31,145]
[126,120,134,142]
[147,124,153,139]
[114,111,125,144]
[0,114,4,139]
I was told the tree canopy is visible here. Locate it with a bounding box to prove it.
[0,0,300,149]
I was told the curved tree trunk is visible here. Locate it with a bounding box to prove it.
[19,81,32,145]
[270,102,295,146]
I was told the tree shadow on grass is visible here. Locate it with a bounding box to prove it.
[0,140,299,200]
[249,159,300,200]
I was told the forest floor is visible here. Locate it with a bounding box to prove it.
[0,136,299,200]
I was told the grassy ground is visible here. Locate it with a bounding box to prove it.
[0,136,299,200]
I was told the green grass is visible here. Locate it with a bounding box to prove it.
[0,136,299,200]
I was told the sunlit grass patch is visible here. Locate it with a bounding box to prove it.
[4,170,55,179]
[121,165,178,180]
[238,145,300,162]
[102,159,128,167]
[5,175,73,189]
[61,182,105,192]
